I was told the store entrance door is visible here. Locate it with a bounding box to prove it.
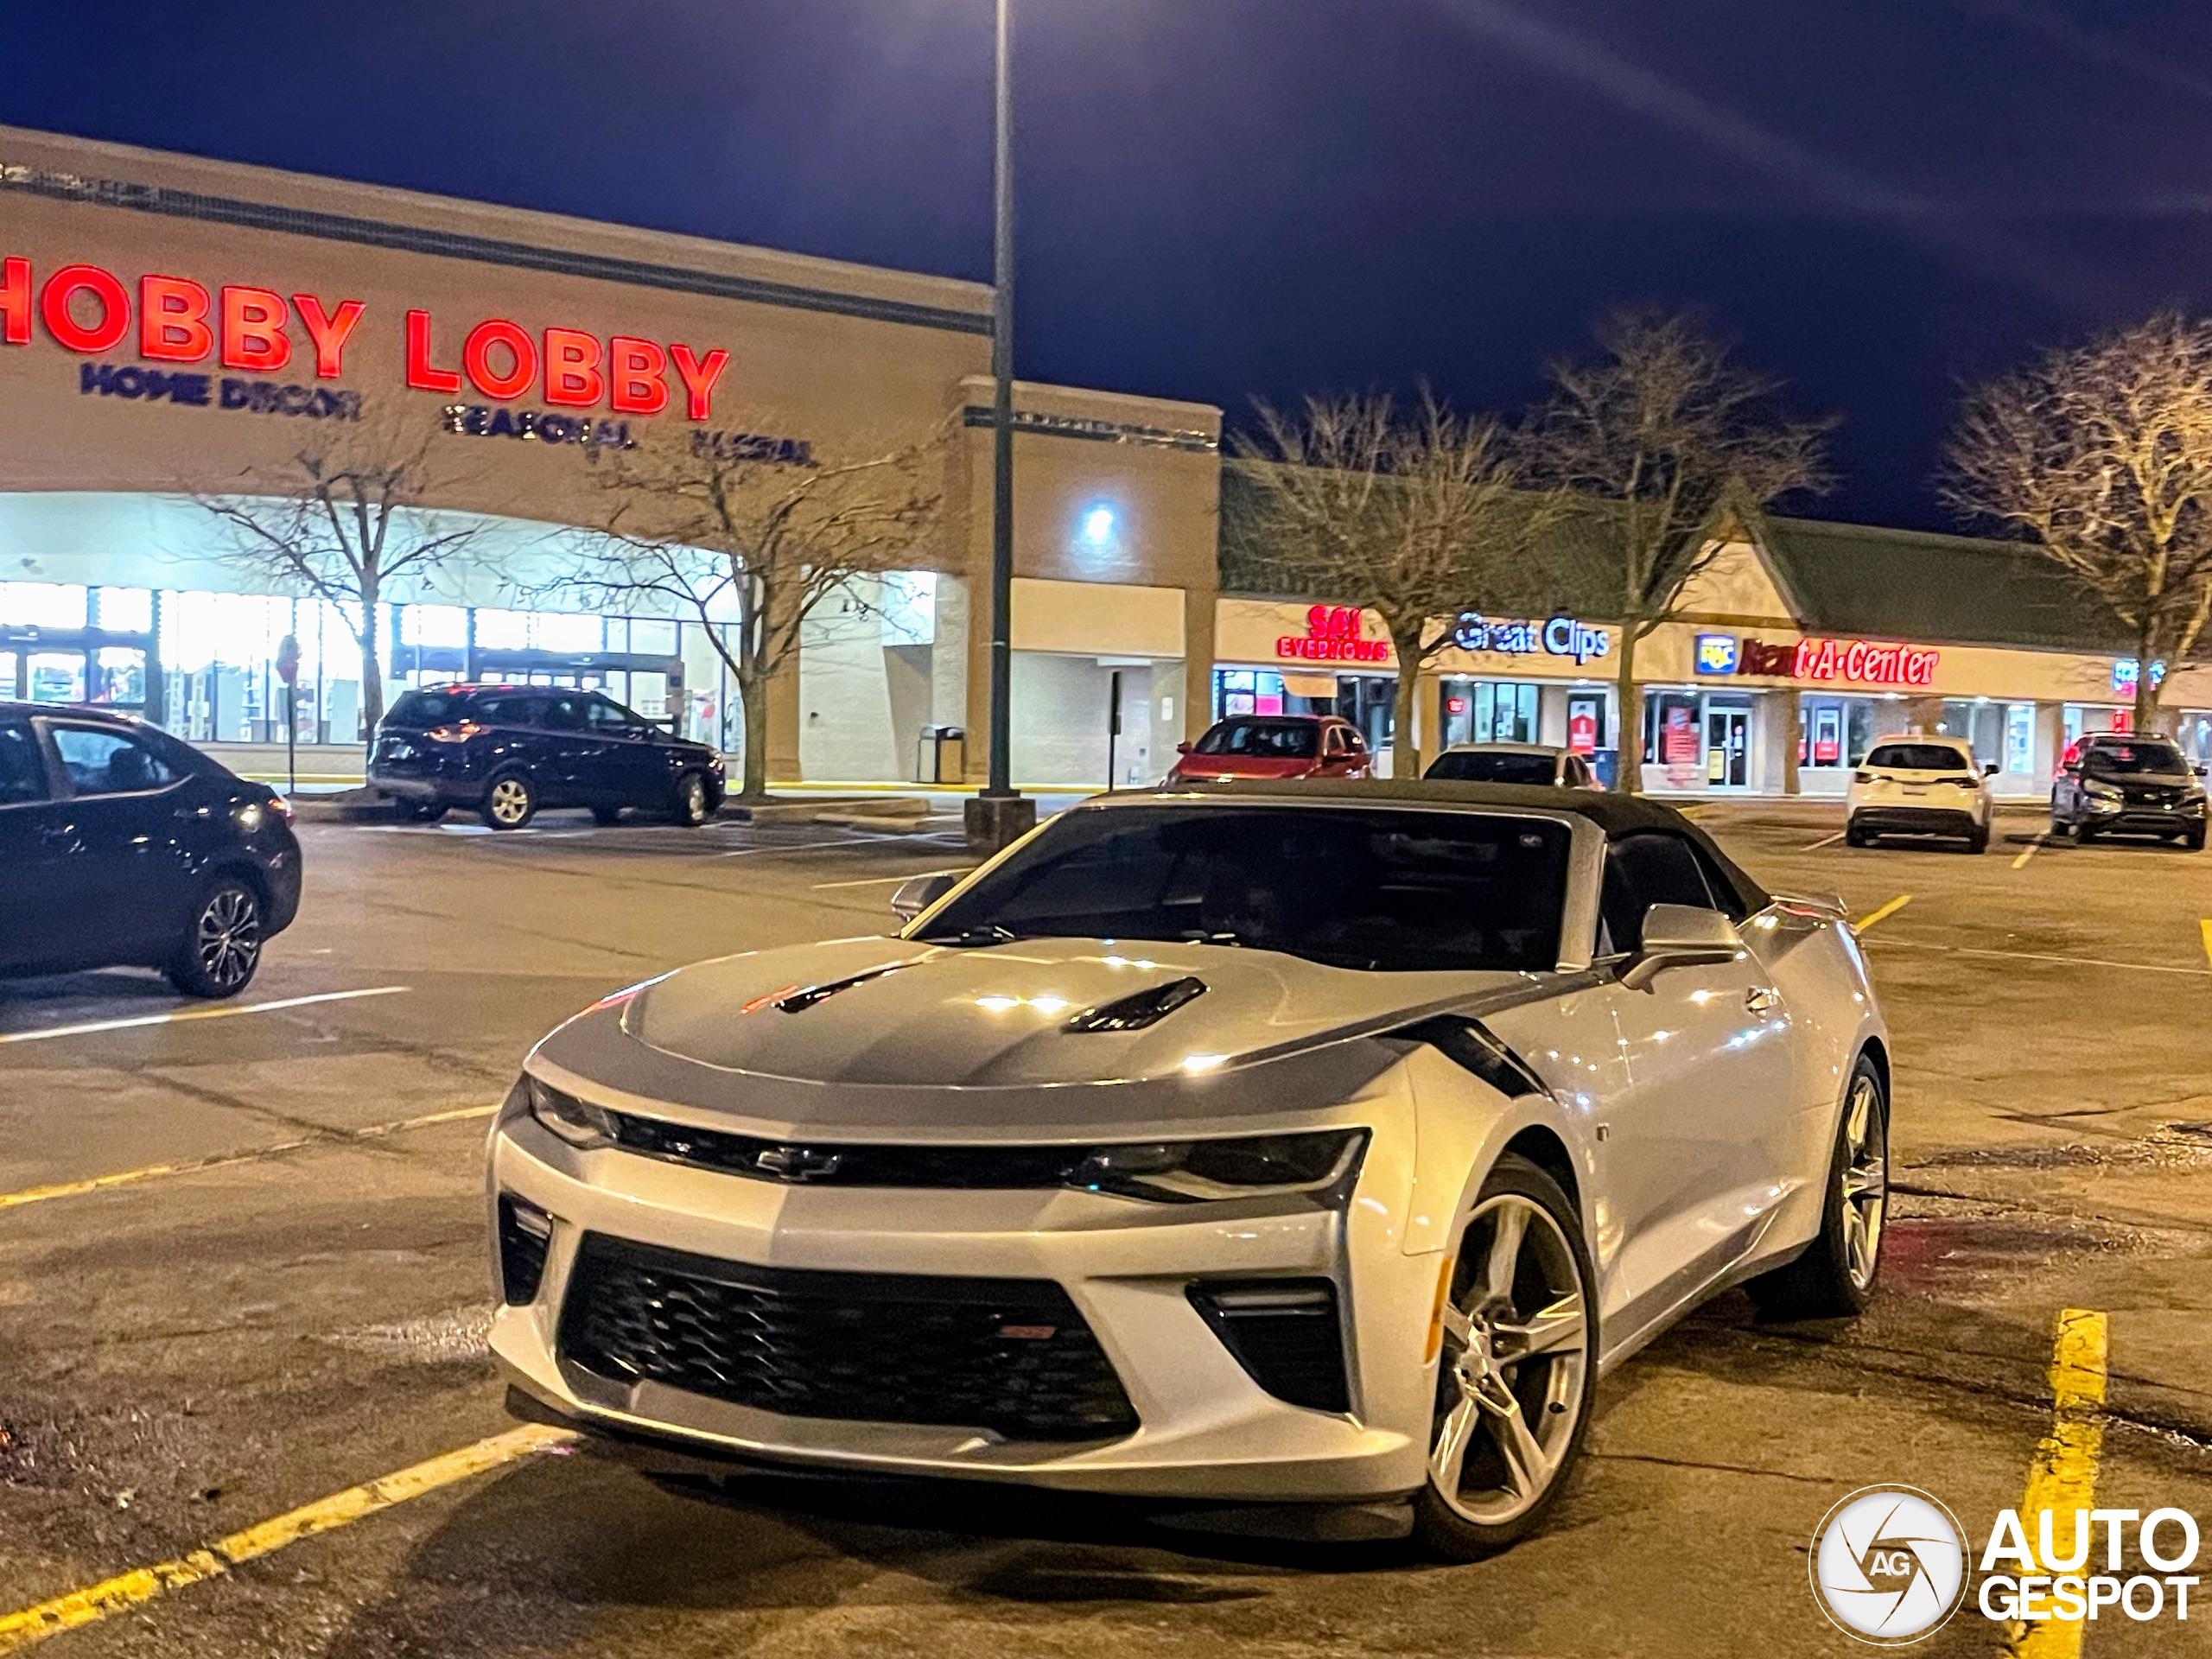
[1706,707,1751,788]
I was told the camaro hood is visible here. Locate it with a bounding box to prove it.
[529,936,1548,1138]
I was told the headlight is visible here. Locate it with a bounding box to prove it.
[1852,770,1872,784]
[2086,781,2123,802]
[1070,1129,1367,1205]
[526,1076,617,1147]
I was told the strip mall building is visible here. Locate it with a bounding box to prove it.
[3,124,2205,797]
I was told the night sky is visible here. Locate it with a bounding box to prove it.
[10,0,2212,530]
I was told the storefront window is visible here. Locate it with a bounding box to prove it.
[0,582,88,629]
[94,588,154,632]
[1937,700,2007,770]
[2005,703,2035,774]
[26,652,85,702]
[1440,679,1539,748]
[1643,690,1700,766]
[1799,696,1877,768]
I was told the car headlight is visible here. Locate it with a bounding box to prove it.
[2085,781,2123,803]
[526,1076,618,1147]
[1070,1128,1367,1205]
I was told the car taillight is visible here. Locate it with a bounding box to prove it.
[425,721,482,744]
[1853,769,1873,783]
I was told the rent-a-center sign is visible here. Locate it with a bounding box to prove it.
[0,257,731,418]
[1699,634,1941,687]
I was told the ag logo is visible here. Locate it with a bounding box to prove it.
[1810,1487,1969,1643]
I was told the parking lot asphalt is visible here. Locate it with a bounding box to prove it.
[3,798,2212,1657]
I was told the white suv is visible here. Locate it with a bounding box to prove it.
[1845,734,1995,853]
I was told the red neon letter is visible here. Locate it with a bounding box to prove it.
[405,309,462,392]
[139,276,213,362]
[220,286,291,372]
[1,257,30,346]
[294,294,365,378]
[543,327,603,406]
[669,343,729,422]
[40,264,130,353]
[608,335,668,414]
[463,319,536,401]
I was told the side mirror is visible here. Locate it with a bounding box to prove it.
[1619,904,1745,992]
[2196,766,2208,779]
[891,872,958,925]
[1984,761,1999,776]
[1176,741,1192,755]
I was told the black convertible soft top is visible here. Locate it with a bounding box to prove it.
[1147,778,1773,916]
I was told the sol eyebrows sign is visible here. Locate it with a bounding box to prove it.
[0,256,731,420]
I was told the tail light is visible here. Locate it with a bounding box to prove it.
[425,721,483,744]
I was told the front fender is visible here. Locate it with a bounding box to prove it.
[1398,1042,1587,1258]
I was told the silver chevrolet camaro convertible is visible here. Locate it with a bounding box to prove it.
[488,781,1889,1557]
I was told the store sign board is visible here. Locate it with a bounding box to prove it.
[1452,613,1612,664]
[2112,658,2166,695]
[1709,634,1942,687]
[1,256,730,419]
[1694,633,1738,675]
[1277,606,1389,663]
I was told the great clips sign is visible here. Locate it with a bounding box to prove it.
[0,257,731,419]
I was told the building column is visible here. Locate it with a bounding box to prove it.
[1181,587,1215,745]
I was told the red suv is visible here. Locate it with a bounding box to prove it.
[1166,715,1371,784]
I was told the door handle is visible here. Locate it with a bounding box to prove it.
[39,825,79,848]
[1745,987,1780,1016]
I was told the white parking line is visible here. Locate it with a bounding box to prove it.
[0,987,410,1046]
[1802,831,1845,850]
[716,834,928,859]
[810,867,971,891]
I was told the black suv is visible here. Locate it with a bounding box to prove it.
[2050,732,2209,848]
[370,685,726,830]
[0,702,302,996]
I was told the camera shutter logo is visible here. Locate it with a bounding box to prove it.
[1810,1487,1969,1643]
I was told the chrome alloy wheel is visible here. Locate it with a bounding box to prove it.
[194,886,262,994]
[1840,1071,1887,1292]
[488,777,532,826]
[1429,1194,1590,1527]
[678,772,709,823]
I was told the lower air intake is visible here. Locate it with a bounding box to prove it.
[1187,1278,1351,1413]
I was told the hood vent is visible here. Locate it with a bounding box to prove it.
[772,963,911,1014]
[1064,976,1207,1033]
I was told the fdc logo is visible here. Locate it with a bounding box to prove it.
[1811,1487,1971,1644]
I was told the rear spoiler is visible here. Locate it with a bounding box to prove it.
[1769,888,1848,922]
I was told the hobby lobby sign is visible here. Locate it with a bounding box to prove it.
[0,257,731,419]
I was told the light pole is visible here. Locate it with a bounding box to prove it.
[966,0,1038,849]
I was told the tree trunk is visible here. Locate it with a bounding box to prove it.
[2133,620,2164,731]
[1392,642,1424,781]
[1613,622,1642,796]
[736,665,770,800]
[357,589,385,746]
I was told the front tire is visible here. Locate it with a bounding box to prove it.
[1747,1057,1887,1320]
[1413,1154,1596,1560]
[167,878,264,999]
[671,770,713,827]
[481,772,537,830]
[1966,823,1988,854]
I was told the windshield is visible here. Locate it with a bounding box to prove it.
[2085,741,2189,775]
[918,804,1571,972]
[1426,751,1556,785]
[1192,719,1319,759]
[1866,743,1972,772]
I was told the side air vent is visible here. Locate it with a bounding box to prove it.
[1400,1015,1547,1098]
[1064,976,1207,1033]
[773,963,910,1014]
[1187,1279,1350,1413]
[497,1194,554,1306]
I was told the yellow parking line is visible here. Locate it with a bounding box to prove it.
[2008,1308,2107,1659]
[810,866,970,891]
[1854,893,1912,931]
[2200,919,2212,974]
[2013,835,2049,869]
[0,987,409,1046]
[0,1424,575,1652]
[0,1103,499,1213]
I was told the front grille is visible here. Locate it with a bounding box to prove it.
[1187,1279,1351,1413]
[607,1112,1087,1188]
[497,1195,552,1305]
[557,1234,1139,1441]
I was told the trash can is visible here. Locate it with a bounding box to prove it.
[917,725,967,785]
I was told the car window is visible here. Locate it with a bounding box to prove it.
[1323,728,1346,756]
[386,690,474,728]
[2084,741,2188,775]
[919,804,1573,972]
[1426,751,1558,785]
[1192,719,1319,759]
[1600,831,1718,953]
[540,695,587,731]
[1866,743,1971,772]
[586,695,645,733]
[474,694,545,727]
[0,723,47,804]
[50,727,178,796]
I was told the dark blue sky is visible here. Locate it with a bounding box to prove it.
[10,0,2212,529]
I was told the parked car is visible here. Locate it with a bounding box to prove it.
[2050,732,2208,848]
[490,779,1887,1559]
[1845,734,1995,852]
[0,702,301,996]
[1166,714,1370,784]
[1426,743,1601,788]
[370,685,726,830]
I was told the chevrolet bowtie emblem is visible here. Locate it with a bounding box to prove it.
[753,1144,843,1181]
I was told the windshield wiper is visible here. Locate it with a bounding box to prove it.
[918,924,1017,948]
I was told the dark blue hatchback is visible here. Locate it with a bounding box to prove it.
[0,702,302,996]
[369,684,726,830]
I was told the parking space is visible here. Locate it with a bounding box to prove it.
[4,799,2212,1656]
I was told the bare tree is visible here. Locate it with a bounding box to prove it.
[194,408,482,742]
[1945,315,2212,728]
[1229,390,1569,779]
[543,426,942,799]
[1524,310,1833,792]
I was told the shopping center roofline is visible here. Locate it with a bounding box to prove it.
[0,124,994,337]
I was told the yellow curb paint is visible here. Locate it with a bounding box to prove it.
[1854,893,1912,931]
[2007,1308,2107,1659]
[0,986,409,1046]
[0,1425,575,1652]
[0,1104,498,1213]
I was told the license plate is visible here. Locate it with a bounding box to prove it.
[1902,785,1927,796]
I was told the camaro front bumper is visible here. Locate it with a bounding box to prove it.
[486,1106,1439,1503]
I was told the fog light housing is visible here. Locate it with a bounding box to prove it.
[1187,1278,1350,1412]
[497,1194,554,1305]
